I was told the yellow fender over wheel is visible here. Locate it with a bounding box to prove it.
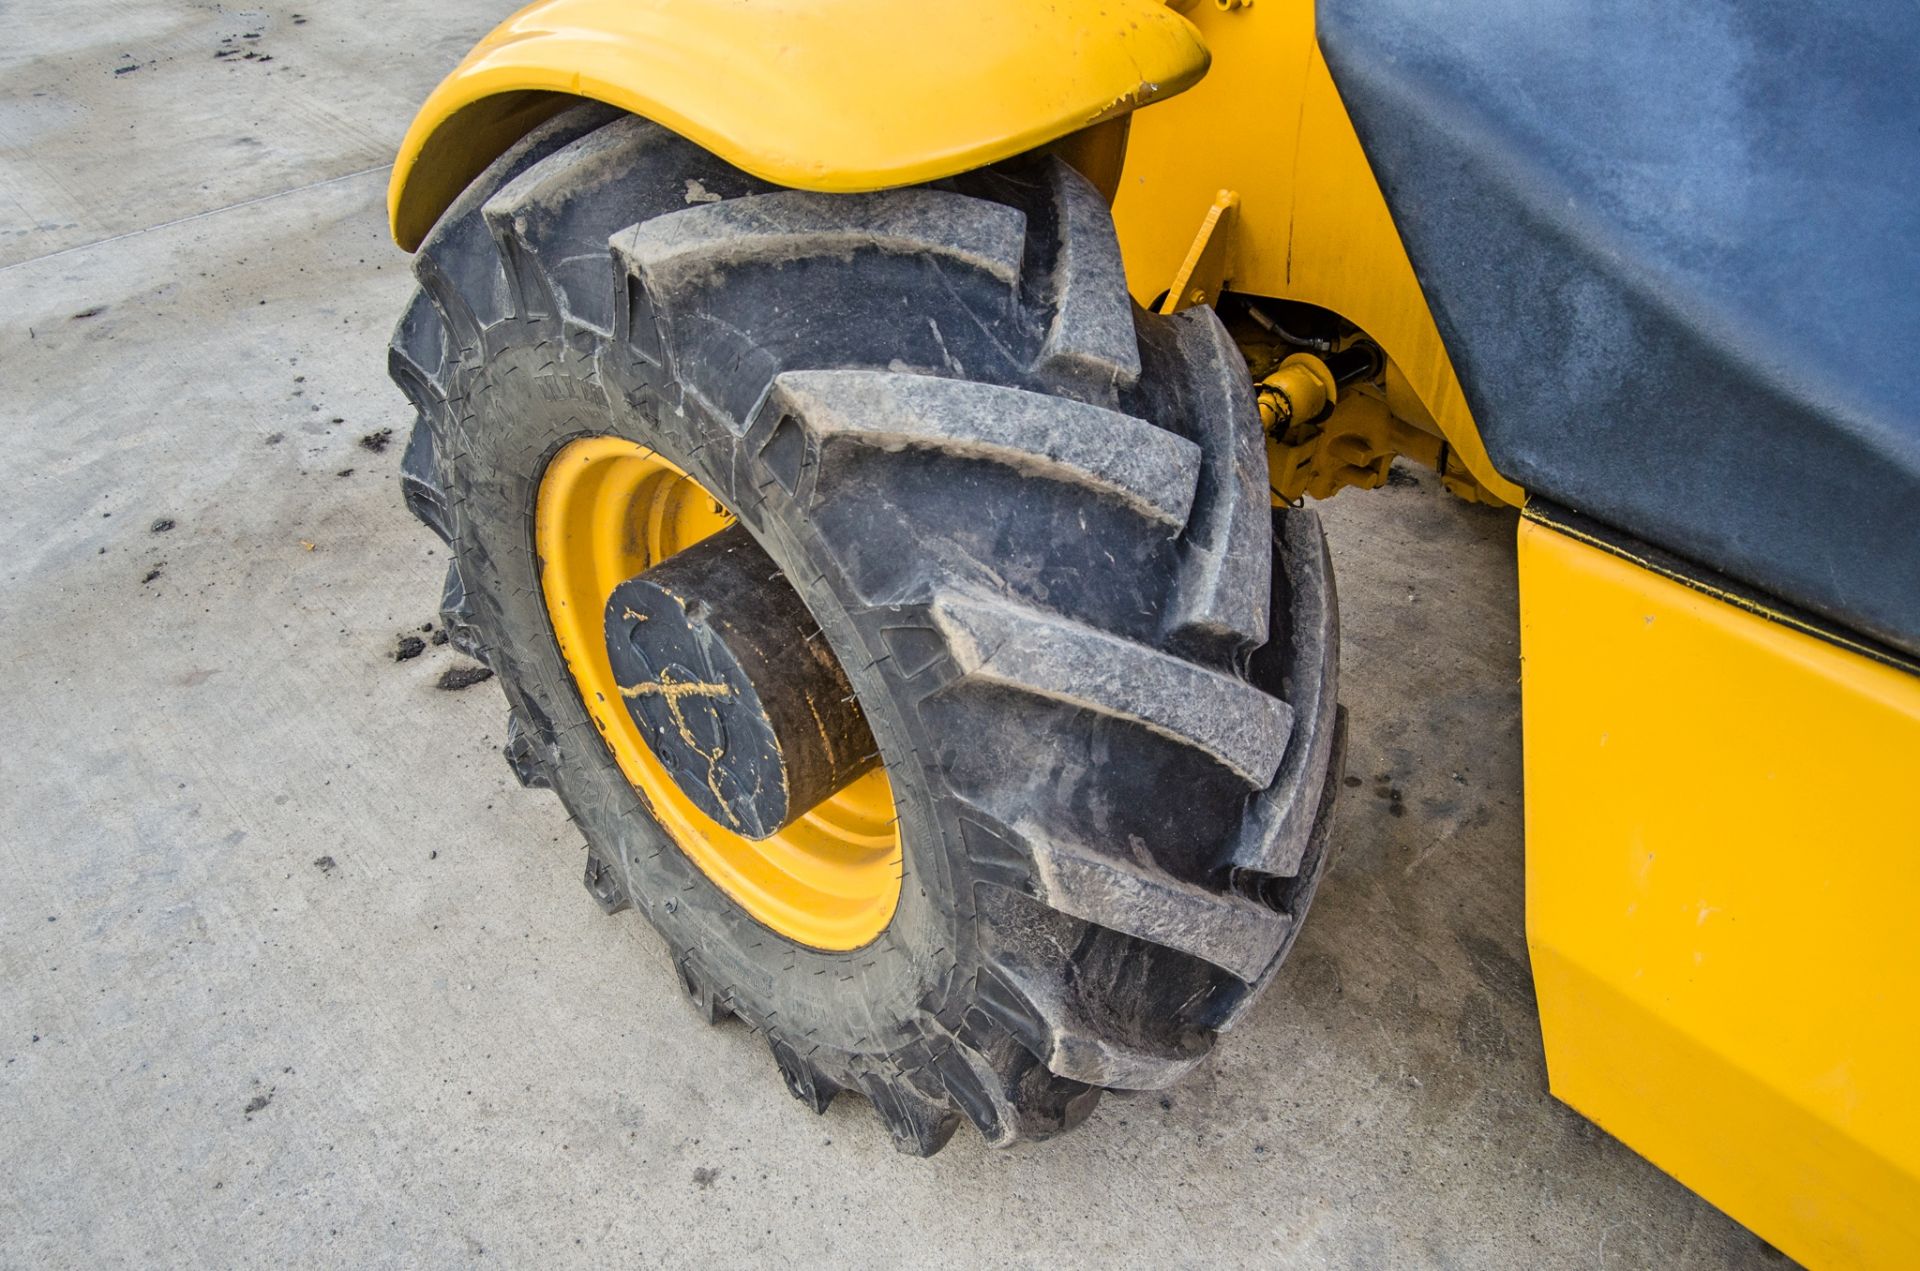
[388,0,1210,250]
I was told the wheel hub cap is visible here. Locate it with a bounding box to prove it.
[604,524,876,841]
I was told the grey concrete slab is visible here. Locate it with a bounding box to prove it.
[0,5,1774,1268]
[0,1,491,267]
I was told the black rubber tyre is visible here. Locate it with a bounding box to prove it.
[390,106,1344,1154]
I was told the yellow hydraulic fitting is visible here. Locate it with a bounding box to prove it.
[1256,352,1338,433]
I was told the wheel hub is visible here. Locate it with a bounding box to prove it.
[534,436,902,950]
[604,524,876,840]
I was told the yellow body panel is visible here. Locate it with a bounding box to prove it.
[388,0,1209,249]
[1519,515,1920,1269]
[1111,2,1521,505]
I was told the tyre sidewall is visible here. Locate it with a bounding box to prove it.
[439,332,971,1059]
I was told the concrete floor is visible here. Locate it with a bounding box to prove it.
[0,4,1775,1266]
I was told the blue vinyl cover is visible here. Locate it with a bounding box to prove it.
[1319,0,1920,655]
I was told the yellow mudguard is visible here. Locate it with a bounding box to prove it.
[388,0,1210,250]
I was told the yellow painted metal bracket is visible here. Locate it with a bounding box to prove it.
[1158,189,1239,313]
[388,0,1211,250]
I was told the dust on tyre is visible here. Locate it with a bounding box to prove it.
[390,105,1344,1153]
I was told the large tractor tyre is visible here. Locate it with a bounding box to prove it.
[390,106,1344,1154]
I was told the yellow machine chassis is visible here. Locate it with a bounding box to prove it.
[535,437,902,950]
[1110,0,1519,504]
[394,2,1920,1257]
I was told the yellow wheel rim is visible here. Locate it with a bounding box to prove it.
[535,436,902,949]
